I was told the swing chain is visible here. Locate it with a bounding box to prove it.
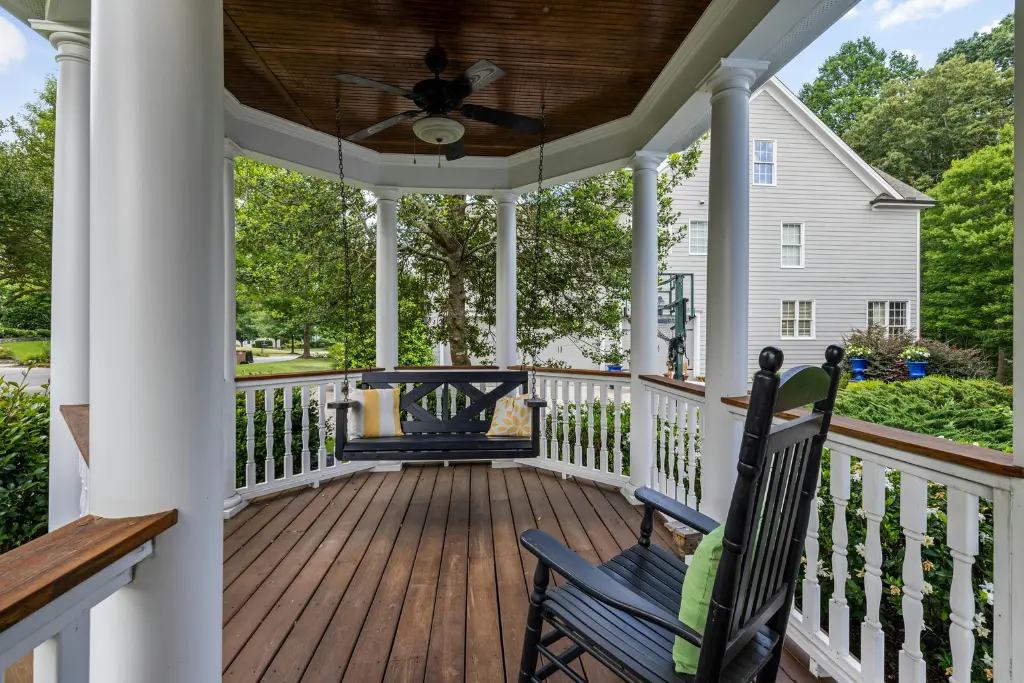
[335,89,351,398]
[529,99,545,397]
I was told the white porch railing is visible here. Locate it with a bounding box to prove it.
[646,377,1020,683]
[642,376,706,509]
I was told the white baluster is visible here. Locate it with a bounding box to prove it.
[650,390,661,492]
[245,389,256,489]
[478,382,486,420]
[898,472,928,683]
[573,380,583,467]
[613,383,623,476]
[561,379,571,464]
[283,387,293,479]
[539,378,548,460]
[686,403,698,508]
[585,382,595,470]
[861,461,886,683]
[948,487,979,683]
[301,384,311,475]
[549,379,560,463]
[599,383,609,473]
[79,454,90,515]
[450,382,457,419]
[674,398,684,502]
[666,397,677,496]
[435,384,443,419]
[803,470,822,634]
[264,388,275,483]
[318,383,327,470]
[829,448,851,658]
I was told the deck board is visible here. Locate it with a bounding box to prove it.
[223,464,818,683]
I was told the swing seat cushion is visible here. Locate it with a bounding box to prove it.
[344,432,531,453]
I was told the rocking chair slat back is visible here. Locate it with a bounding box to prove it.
[697,348,843,683]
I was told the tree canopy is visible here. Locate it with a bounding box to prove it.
[798,38,919,138]
[843,56,1013,189]
[937,12,1014,71]
[921,125,1013,380]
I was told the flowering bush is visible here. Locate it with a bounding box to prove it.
[845,344,872,359]
[899,345,931,362]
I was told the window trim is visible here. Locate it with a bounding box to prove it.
[780,299,815,340]
[866,300,911,336]
[780,222,805,269]
[752,138,778,187]
[688,218,708,256]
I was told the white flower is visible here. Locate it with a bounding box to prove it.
[926,507,940,518]
[885,479,895,491]
[980,531,992,542]
[981,582,995,606]
[922,535,935,548]
[975,612,987,626]
[983,653,995,668]
[856,507,867,518]
[978,625,991,638]
[851,472,862,482]
[922,582,933,595]
[978,511,986,523]
[855,543,866,557]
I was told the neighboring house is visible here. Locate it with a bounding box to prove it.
[535,77,934,374]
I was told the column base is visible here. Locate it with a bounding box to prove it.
[619,483,640,505]
[372,460,404,473]
[223,494,246,519]
[490,459,520,469]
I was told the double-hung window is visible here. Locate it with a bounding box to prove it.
[753,140,776,185]
[781,223,804,268]
[867,300,909,335]
[781,300,814,339]
[689,220,708,255]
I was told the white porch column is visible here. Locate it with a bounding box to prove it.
[700,59,767,522]
[375,187,401,370]
[223,141,243,517]
[89,0,224,681]
[495,191,519,369]
[628,152,665,492]
[34,28,91,683]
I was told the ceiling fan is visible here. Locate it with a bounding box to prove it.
[334,43,543,161]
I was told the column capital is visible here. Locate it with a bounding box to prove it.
[698,58,770,97]
[494,190,519,204]
[374,186,403,202]
[35,22,90,63]
[223,139,243,161]
[629,152,666,172]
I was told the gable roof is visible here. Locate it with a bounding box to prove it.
[752,78,934,209]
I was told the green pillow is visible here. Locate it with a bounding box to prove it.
[673,524,725,674]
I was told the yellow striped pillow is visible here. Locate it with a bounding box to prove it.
[348,388,404,438]
[486,394,532,437]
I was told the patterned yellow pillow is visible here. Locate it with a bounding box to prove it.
[487,394,532,437]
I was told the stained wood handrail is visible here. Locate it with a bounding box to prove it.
[234,367,382,383]
[511,365,632,378]
[396,365,499,370]
[639,374,706,397]
[59,404,90,466]
[0,512,177,632]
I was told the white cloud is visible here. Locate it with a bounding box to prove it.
[875,0,978,29]
[978,19,1000,34]
[842,6,863,19]
[893,48,919,61]
[0,16,27,72]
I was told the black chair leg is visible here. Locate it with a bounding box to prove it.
[639,504,655,548]
[518,561,551,683]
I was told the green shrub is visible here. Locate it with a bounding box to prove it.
[842,327,915,382]
[235,388,330,486]
[921,339,991,379]
[0,376,50,553]
[0,347,14,361]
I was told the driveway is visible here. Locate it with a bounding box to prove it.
[0,365,50,391]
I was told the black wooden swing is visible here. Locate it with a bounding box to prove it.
[326,87,548,463]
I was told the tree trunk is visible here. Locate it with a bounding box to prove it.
[996,347,1006,383]
[301,324,311,359]
[446,256,471,365]
[290,338,295,353]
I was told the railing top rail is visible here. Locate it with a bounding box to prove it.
[721,394,1023,480]
[234,367,380,384]
[512,365,632,378]
[60,404,90,465]
[639,374,706,398]
[395,365,499,370]
[0,511,177,632]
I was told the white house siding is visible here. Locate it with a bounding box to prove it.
[666,87,920,375]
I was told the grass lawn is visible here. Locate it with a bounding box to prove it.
[0,340,50,362]
[239,346,298,357]
[235,357,334,377]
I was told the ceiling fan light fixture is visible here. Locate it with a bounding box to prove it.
[412,115,465,145]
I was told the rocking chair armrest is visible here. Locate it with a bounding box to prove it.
[634,487,720,536]
[519,528,703,648]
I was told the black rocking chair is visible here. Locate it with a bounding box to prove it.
[517,345,844,683]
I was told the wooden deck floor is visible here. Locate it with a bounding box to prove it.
[222,464,816,683]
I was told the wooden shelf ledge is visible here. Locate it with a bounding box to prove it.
[0,511,177,632]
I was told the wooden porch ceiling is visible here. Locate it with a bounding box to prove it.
[222,0,713,158]
[221,463,818,683]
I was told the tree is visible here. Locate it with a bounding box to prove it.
[937,12,1014,71]
[844,56,1013,189]
[798,38,920,138]
[0,78,55,298]
[921,125,1012,381]
[397,148,701,365]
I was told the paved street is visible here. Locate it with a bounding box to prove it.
[0,365,50,391]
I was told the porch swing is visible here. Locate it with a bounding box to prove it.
[328,92,547,463]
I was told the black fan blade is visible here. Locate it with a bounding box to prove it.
[334,73,415,99]
[345,111,420,142]
[444,139,466,161]
[460,104,543,135]
[453,59,505,94]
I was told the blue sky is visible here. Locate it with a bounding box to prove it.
[0,0,1015,124]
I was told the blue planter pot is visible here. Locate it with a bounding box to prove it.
[907,361,928,379]
[850,357,868,382]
